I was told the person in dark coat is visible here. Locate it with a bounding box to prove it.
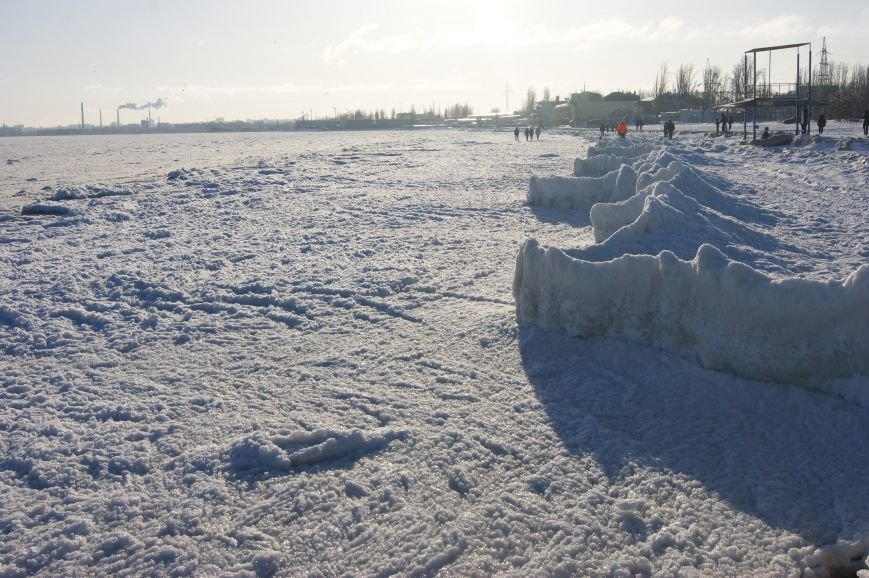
[535,126,541,140]
[762,127,770,139]
[715,117,720,134]
[720,113,728,134]
[863,110,869,136]
[817,114,827,135]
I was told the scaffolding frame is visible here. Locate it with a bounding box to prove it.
[721,42,824,141]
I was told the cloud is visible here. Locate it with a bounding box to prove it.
[629,17,685,42]
[322,78,470,94]
[322,24,418,64]
[327,81,398,93]
[321,18,686,63]
[734,14,814,41]
[156,83,323,96]
[84,84,121,92]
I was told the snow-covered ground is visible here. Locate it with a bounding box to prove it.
[1,125,867,577]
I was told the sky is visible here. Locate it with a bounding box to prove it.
[1,0,867,127]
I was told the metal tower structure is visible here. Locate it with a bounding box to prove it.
[817,37,831,86]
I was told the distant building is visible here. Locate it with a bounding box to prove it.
[660,109,704,123]
[567,91,642,127]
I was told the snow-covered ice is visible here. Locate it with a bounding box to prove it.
[1,125,868,576]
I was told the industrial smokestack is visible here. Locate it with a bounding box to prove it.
[100,109,103,128]
[81,102,85,129]
[117,108,120,128]
[148,109,151,128]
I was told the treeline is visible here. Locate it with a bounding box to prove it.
[818,62,869,118]
[328,103,474,121]
[654,59,869,119]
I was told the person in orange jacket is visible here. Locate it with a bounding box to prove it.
[617,120,628,137]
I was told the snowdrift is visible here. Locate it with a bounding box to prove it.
[518,139,869,392]
[528,165,637,209]
[573,147,679,177]
[514,241,869,388]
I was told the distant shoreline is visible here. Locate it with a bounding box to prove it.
[0,121,482,138]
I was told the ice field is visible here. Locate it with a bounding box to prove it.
[1,125,868,576]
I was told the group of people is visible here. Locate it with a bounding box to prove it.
[514,126,541,141]
[598,122,617,136]
[597,119,644,137]
[511,109,869,141]
[760,109,866,139]
[760,114,826,139]
[596,119,672,139]
[663,119,676,139]
[715,113,734,135]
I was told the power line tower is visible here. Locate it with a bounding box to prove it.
[817,37,831,87]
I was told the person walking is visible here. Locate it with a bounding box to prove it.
[863,110,869,136]
[514,126,520,141]
[535,126,541,140]
[616,120,628,138]
[715,117,720,134]
[817,114,827,135]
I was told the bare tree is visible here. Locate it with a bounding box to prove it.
[543,86,551,101]
[755,69,769,98]
[830,61,849,90]
[703,61,722,110]
[675,64,697,96]
[719,73,732,104]
[730,60,751,101]
[525,87,537,114]
[654,63,670,98]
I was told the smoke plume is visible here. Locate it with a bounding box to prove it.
[117,98,167,110]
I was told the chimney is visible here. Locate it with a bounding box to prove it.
[117,108,120,127]
[148,109,152,128]
[81,102,85,129]
[100,109,103,128]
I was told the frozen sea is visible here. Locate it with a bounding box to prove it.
[1,126,868,577]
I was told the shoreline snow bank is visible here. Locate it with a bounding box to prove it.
[514,240,869,390]
[528,165,637,209]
